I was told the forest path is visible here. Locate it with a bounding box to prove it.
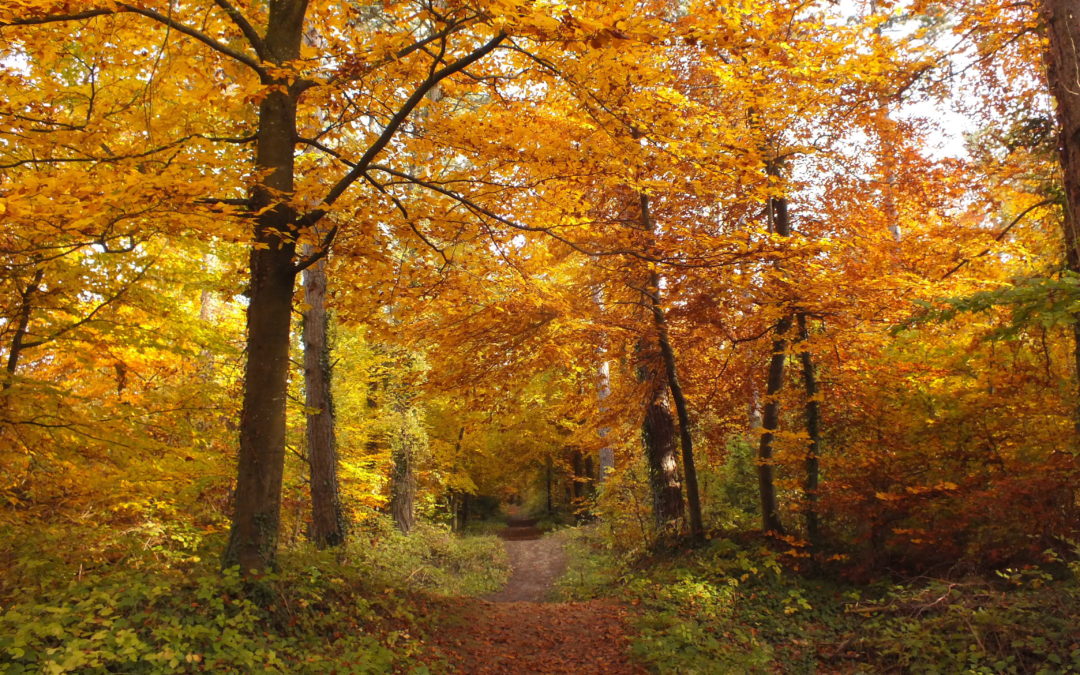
[423,521,644,674]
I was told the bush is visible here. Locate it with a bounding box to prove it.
[0,558,397,674]
[350,518,509,596]
[557,527,1080,674]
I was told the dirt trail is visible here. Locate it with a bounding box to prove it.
[425,520,644,674]
[485,519,567,603]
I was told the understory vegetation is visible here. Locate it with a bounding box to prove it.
[558,526,1080,674]
[0,520,508,674]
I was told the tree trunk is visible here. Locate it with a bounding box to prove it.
[223,0,306,573]
[639,193,704,543]
[390,437,416,533]
[758,314,793,535]
[1040,0,1080,435]
[569,448,592,521]
[597,359,614,482]
[870,0,902,243]
[545,456,554,516]
[225,238,297,572]
[303,254,346,548]
[757,183,793,536]
[797,313,820,544]
[387,382,421,533]
[3,268,43,392]
[643,393,684,528]
[456,491,470,531]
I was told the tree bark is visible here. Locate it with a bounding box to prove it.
[1040,0,1080,435]
[3,268,44,392]
[302,253,346,548]
[758,314,793,535]
[390,436,416,533]
[597,359,614,482]
[639,193,704,543]
[757,183,793,536]
[223,0,306,573]
[643,392,684,528]
[545,455,554,516]
[796,313,820,544]
[870,0,902,243]
[569,447,593,520]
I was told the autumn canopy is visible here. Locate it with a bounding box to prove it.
[1,0,1079,668]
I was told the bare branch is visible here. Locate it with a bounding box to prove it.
[211,0,269,61]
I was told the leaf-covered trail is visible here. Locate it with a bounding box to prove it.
[424,521,645,674]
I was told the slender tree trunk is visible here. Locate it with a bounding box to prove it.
[870,0,902,243]
[449,426,467,531]
[643,392,684,529]
[639,193,704,543]
[597,359,614,481]
[569,447,592,520]
[797,313,820,544]
[3,268,43,392]
[302,253,346,548]
[458,492,470,531]
[1040,0,1080,435]
[757,182,793,536]
[545,456,554,515]
[758,314,793,535]
[224,0,306,573]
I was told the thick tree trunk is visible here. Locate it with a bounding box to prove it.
[639,194,704,543]
[388,384,420,534]
[390,438,416,533]
[303,254,346,548]
[1040,0,1080,434]
[643,392,684,528]
[225,238,297,572]
[224,0,306,572]
[797,313,820,544]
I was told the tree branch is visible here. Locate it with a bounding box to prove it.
[941,198,1057,280]
[211,0,269,62]
[301,32,506,226]
[20,262,154,349]
[2,5,265,75]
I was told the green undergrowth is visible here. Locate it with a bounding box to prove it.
[0,518,508,674]
[353,519,510,597]
[557,526,1080,674]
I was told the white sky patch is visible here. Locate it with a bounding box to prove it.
[898,99,972,160]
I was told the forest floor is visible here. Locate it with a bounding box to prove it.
[423,520,645,674]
